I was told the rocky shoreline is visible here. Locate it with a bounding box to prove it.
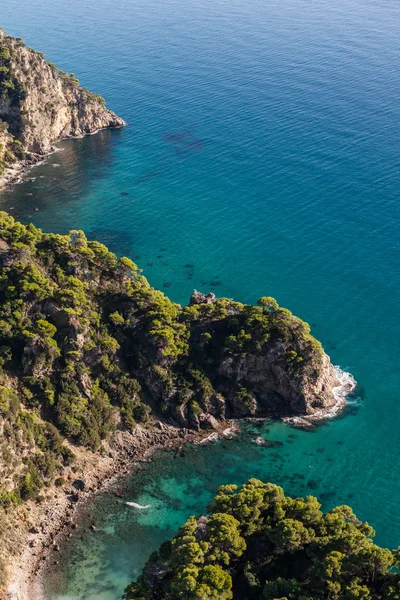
[0,154,43,192]
[5,420,239,600]
[282,366,357,431]
[4,367,356,600]
[0,27,125,194]
[0,123,125,192]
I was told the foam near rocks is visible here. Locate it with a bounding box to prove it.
[332,366,357,404]
[283,366,357,429]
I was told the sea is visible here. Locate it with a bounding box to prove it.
[1,0,400,598]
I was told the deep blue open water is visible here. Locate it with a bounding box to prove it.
[1,0,400,597]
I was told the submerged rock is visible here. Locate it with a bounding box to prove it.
[252,436,283,448]
[283,417,317,432]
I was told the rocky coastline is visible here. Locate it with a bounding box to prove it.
[0,28,359,600]
[5,419,240,600]
[0,153,41,191]
[0,208,357,600]
[0,27,124,191]
[0,122,124,192]
[4,369,356,600]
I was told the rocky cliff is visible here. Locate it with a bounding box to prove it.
[0,213,343,458]
[0,28,124,185]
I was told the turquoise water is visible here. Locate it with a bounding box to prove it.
[42,421,361,600]
[1,0,400,597]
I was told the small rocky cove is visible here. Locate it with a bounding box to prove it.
[6,372,357,600]
[6,422,237,600]
[38,410,361,600]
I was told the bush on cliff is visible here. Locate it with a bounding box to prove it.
[124,479,400,600]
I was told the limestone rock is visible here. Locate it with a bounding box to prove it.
[198,413,219,430]
[0,29,124,187]
[189,290,217,305]
[218,350,340,418]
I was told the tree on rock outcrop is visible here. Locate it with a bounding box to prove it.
[124,479,400,600]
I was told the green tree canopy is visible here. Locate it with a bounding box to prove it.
[124,480,400,600]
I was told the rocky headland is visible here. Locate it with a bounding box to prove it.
[0,213,355,598]
[0,27,124,189]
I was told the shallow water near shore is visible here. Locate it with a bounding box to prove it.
[1,0,400,597]
[43,416,363,600]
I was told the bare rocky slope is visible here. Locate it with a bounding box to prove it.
[0,27,124,186]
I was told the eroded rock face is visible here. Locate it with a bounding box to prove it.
[0,28,124,181]
[217,349,340,417]
[189,291,217,305]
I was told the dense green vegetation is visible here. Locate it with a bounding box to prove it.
[0,40,27,105]
[0,213,325,506]
[0,382,74,509]
[0,35,28,149]
[125,479,400,600]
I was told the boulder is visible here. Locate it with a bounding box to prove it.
[72,479,85,492]
[189,290,216,305]
[29,526,40,534]
[198,413,219,430]
[198,432,219,446]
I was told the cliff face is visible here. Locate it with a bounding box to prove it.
[177,292,340,425]
[0,28,124,182]
[215,348,339,418]
[0,215,342,453]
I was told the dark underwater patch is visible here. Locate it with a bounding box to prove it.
[162,130,205,156]
[307,479,319,490]
[86,228,134,256]
[320,491,336,501]
[134,165,167,185]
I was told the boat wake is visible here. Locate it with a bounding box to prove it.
[125,501,151,510]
